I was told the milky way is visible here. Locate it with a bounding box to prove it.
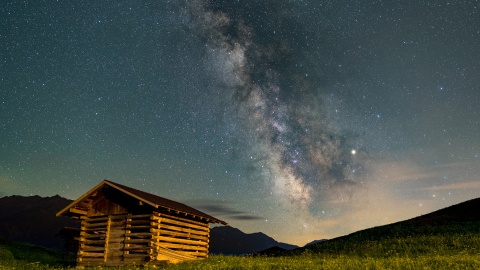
[188,0,366,210]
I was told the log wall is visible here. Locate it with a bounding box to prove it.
[76,212,210,266]
[151,212,210,262]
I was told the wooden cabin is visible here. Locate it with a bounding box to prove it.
[56,179,227,267]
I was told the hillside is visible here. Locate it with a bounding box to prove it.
[291,197,480,256]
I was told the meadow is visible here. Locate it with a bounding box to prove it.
[1,224,480,270]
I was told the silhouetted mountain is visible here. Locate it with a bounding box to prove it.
[254,246,287,256]
[209,226,298,255]
[304,239,328,246]
[0,195,78,249]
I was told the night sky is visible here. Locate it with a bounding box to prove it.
[1,1,479,245]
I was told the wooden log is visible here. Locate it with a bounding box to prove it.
[81,246,105,252]
[79,239,106,245]
[81,227,108,232]
[85,213,148,222]
[70,208,87,215]
[78,257,105,262]
[152,216,209,232]
[128,214,153,219]
[79,233,106,239]
[84,216,111,222]
[125,219,151,225]
[125,232,152,237]
[154,212,209,228]
[151,229,208,241]
[152,242,208,252]
[124,239,151,244]
[153,225,209,236]
[79,252,104,257]
[177,251,208,257]
[153,236,208,247]
[155,245,199,261]
[125,225,153,230]
[83,221,109,228]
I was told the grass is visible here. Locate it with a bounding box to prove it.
[163,253,480,270]
[0,237,74,269]
[2,254,480,270]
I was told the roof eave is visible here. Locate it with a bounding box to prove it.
[56,180,109,217]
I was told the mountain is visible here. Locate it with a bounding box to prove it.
[254,246,288,256]
[291,197,480,255]
[304,239,328,247]
[0,195,78,249]
[209,226,298,255]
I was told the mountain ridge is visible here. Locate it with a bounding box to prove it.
[209,226,298,255]
[0,194,78,249]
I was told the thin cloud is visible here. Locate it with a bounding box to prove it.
[230,215,264,221]
[187,199,264,221]
[420,180,480,191]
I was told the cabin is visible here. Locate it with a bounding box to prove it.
[56,179,227,267]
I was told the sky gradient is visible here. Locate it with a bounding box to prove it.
[1,1,479,245]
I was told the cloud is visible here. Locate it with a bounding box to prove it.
[420,180,480,191]
[230,215,264,221]
[368,159,436,183]
[187,199,264,221]
[368,158,480,184]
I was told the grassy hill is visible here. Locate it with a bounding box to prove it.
[289,197,480,258]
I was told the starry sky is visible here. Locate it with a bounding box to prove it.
[1,1,479,245]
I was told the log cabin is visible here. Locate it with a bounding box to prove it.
[56,179,227,267]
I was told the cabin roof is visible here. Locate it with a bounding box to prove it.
[56,179,228,225]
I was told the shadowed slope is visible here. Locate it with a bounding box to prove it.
[290,197,480,256]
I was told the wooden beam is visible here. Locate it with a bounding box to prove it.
[153,236,208,247]
[70,208,87,216]
[152,225,209,236]
[151,242,208,252]
[154,212,209,227]
[152,216,209,232]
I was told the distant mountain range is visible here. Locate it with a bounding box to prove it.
[0,195,78,249]
[210,226,298,255]
[0,195,298,254]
